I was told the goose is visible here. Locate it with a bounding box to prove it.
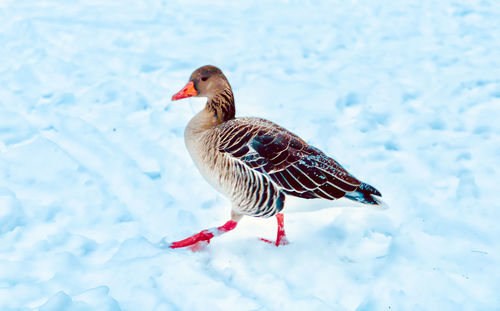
[168,65,382,249]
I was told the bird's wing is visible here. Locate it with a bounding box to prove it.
[217,117,362,200]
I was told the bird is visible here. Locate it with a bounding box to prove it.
[168,65,382,249]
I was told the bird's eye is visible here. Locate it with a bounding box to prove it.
[201,77,208,81]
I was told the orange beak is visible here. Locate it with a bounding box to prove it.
[172,81,198,101]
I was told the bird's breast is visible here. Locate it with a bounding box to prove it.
[184,122,229,196]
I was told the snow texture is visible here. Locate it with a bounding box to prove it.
[1,0,499,310]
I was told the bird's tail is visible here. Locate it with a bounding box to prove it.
[345,182,383,205]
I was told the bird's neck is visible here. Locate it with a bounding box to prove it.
[185,88,236,135]
[185,108,219,136]
[206,88,235,125]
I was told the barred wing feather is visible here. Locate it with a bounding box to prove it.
[218,118,368,201]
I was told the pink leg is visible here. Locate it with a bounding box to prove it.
[261,213,289,246]
[169,220,238,249]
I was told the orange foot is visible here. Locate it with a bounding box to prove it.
[169,220,237,250]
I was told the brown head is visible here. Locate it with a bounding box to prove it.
[172,65,235,123]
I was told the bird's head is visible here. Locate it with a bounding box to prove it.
[171,65,231,101]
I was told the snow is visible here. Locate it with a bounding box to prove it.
[1,0,499,310]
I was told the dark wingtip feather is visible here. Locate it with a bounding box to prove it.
[358,182,382,197]
[344,182,382,205]
[344,191,380,205]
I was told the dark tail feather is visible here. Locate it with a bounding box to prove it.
[344,182,382,205]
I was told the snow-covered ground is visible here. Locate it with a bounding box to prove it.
[1,0,499,310]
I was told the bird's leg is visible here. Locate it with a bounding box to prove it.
[261,213,289,246]
[169,219,238,249]
[275,213,289,246]
[169,212,242,250]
